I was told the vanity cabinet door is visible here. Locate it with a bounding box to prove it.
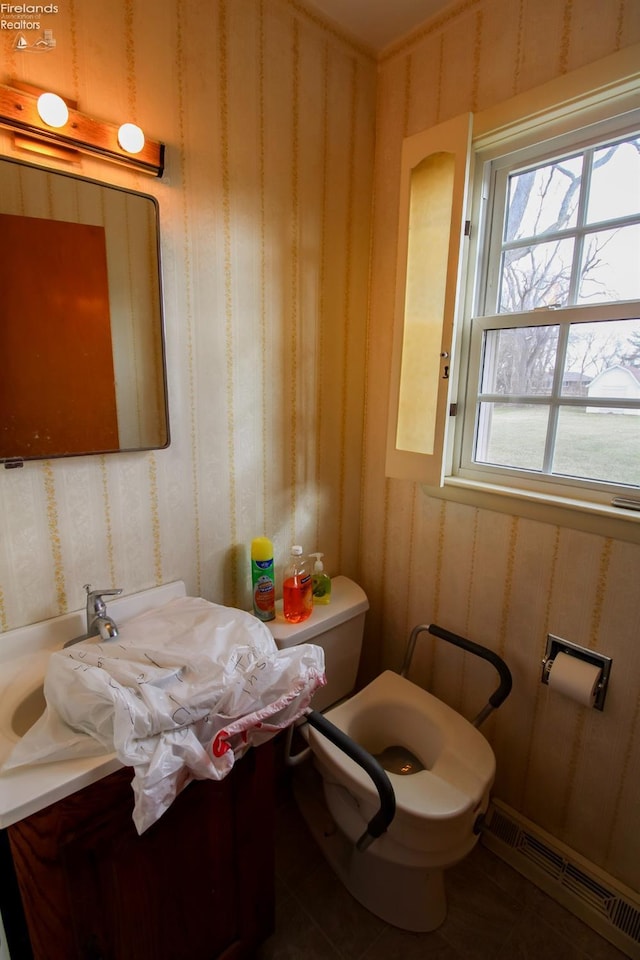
[8,742,275,960]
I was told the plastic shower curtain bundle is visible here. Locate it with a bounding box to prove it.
[2,596,326,832]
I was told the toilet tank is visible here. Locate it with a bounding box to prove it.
[266,576,368,712]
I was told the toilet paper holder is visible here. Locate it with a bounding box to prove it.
[541,635,613,711]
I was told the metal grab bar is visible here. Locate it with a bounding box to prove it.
[400,623,513,728]
[305,709,396,852]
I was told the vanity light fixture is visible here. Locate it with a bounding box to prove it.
[0,82,164,177]
[117,122,145,155]
[36,91,69,128]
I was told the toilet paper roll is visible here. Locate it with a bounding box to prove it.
[547,651,602,707]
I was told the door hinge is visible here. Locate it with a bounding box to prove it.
[449,403,458,416]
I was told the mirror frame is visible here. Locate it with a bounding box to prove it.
[0,155,170,467]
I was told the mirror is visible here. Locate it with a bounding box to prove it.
[0,156,169,464]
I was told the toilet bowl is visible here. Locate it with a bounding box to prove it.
[310,669,495,865]
[266,576,505,932]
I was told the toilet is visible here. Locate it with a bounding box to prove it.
[266,575,497,933]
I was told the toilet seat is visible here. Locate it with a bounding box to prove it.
[307,670,495,862]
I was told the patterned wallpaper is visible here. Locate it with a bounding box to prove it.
[361,0,640,893]
[0,0,639,899]
[0,0,375,627]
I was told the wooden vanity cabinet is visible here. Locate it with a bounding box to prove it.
[7,742,275,960]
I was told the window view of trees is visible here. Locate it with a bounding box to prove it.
[499,135,640,316]
[472,129,640,490]
[484,319,640,397]
[492,135,640,396]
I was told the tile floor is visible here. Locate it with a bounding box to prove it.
[257,772,630,960]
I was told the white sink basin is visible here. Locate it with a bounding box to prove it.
[0,580,186,827]
[11,683,46,738]
[0,650,52,744]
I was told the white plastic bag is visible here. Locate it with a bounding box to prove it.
[4,596,325,832]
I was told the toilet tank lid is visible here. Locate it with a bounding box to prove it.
[267,576,368,648]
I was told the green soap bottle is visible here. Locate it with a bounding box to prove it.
[310,552,331,605]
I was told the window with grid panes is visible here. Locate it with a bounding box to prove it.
[457,120,640,509]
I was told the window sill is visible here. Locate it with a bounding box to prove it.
[422,475,640,544]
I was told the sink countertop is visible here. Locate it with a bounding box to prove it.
[0,580,186,828]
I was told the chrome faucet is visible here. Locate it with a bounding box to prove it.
[65,584,123,647]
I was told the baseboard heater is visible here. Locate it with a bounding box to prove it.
[482,799,640,960]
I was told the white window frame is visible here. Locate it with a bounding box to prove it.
[456,107,640,496]
[437,47,640,543]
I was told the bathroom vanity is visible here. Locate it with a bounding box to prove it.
[0,582,279,959]
[5,743,275,960]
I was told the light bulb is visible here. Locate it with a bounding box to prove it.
[117,123,145,154]
[37,92,69,128]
